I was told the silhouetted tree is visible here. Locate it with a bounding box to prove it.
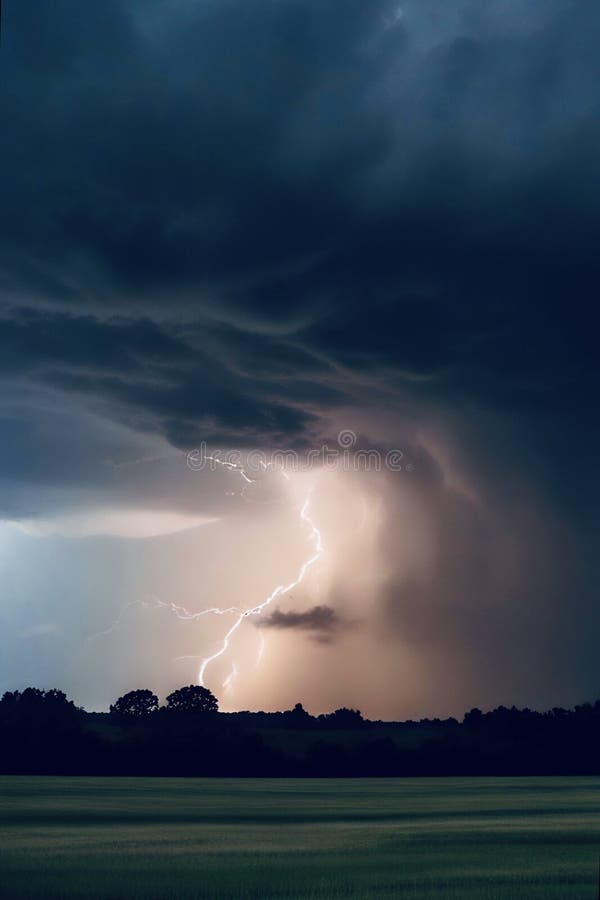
[0,688,83,774]
[165,685,218,714]
[463,707,483,728]
[110,689,158,717]
[319,707,364,729]
[0,687,76,712]
[0,688,79,731]
[5,683,600,777]
[283,702,313,729]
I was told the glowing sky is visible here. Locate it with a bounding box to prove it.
[1,1,600,718]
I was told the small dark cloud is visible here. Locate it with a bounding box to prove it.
[260,605,355,643]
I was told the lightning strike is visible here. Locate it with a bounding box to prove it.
[222,662,239,692]
[90,453,325,695]
[255,633,266,668]
[88,596,240,642]
[197,492,323,686]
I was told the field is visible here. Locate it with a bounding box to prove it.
[0,777,599,899]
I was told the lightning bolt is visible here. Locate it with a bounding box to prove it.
[88,452,260,644]
[222,661,239,693]
[203,453,255,484]
[255,633,266,668]
[88,597,240,641]
[197,491,323,686]
[89,451,324,696]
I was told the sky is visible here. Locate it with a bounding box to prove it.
[1,0,599,719]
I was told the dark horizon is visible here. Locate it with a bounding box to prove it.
[6,681,600,723]
[4,682,600,778]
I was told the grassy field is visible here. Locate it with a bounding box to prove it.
[0,777,598,899]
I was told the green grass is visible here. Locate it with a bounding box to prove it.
[0,777,599,898]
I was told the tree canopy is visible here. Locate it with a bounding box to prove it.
[110,689,159,717]
[166,685,218,714]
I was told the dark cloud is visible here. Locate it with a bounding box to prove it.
[0,308,320,450]
[0,308,188,375]
[261,604,355,643]
[2,0,600,430]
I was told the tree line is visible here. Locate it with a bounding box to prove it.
[2,685,600,776]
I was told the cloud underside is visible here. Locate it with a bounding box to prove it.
[1,0,599,455]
